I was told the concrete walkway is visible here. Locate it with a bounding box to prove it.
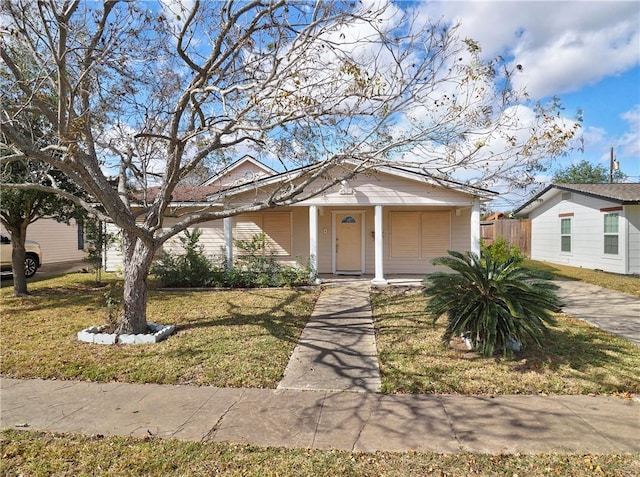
[1,377,639,453]
[277,282,381,392]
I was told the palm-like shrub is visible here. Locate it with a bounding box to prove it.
[423,251,561,358]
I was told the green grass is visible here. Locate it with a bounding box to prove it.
[0,273,319,387]
[1,430,638,477]
[372,291,640,396]
[525,260,640,297]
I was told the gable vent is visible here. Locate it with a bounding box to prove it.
[561,192,572,201]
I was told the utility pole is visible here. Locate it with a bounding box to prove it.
[609,147,619,183]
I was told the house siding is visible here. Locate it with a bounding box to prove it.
[160,207,308,268]
[104,222,122,272]
[300,171,475,207]
[104,165,489,277]
[162,218,226,260]
[627,204,640,274]
[529,192,629,274]
[2,219,87,264]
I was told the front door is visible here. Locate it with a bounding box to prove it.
[335,213,363,273]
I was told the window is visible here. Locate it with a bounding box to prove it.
[341,216,356,223]
[603,213,619,255]
[560,218,571,252]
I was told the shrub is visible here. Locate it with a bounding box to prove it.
[152,231,315,288]
[151,229,213,287]
[482,236,525,263]
[423,250,560,358]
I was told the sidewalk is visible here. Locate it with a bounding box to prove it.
[1,377,638,453]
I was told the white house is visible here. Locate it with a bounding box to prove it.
[513,183,640,275]
[106,157,497,283]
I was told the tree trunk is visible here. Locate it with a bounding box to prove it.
[116,230,156,335]
[11,239,28,296]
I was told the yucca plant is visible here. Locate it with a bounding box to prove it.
[423,250,561,358]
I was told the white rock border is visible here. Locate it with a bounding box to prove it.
[77,322,175,345]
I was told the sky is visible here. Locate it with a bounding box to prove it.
[74,1,640,211]
[416,0,640,210]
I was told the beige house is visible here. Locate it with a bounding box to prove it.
[107,157,497,283]
[1,218,87,265]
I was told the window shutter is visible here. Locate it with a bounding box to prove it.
[263,212,292,256]
[390,212,420,258]
[421,211,451,258]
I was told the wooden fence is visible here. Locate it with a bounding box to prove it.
[480,219,531,257]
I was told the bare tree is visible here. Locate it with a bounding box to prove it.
[0,0,580,333]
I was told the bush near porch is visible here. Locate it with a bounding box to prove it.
[151,230,315,288]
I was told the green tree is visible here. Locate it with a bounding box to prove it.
[552,160,627,184]
[1,1,580,334]
[423,251,560,358]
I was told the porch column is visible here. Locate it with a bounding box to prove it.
[309,205,320,284]
[371,205,387,285]
[471,198,481,257]
[223,216,233,269]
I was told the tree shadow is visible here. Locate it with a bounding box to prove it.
[171,289,315,344]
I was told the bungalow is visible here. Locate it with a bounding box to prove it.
[513,183,640,275]
[106,157,497,283]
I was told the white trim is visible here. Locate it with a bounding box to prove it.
[471,198,481,256]
[372,205,387,285]
[223,216,233,268]
[332,210,366,275]
[201,155,276,186]
[309,206,320,283]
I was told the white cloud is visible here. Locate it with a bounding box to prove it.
[618,104,640,157]
[419,0,640,99]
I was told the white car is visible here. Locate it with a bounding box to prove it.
[0,234,43,278]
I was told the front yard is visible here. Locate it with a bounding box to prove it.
[0,273,319,388]
[1,268,639,476]
[1,429,637,477]
[1,270,639,395]
[371,290,640,396]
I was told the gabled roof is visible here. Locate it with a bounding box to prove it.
[205,159,498,202]
[380,163,498,199]
[200,155,276,186]
[135,158,499,207]
[513,183,640,216]
[133,184,223,204]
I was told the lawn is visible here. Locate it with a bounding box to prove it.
[371,290,640,396]
[0,273,319,388]
[2,269,639,473]
[1,430,638,477]
[526,259,640,297]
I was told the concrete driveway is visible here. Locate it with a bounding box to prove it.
[554,279,640,346]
